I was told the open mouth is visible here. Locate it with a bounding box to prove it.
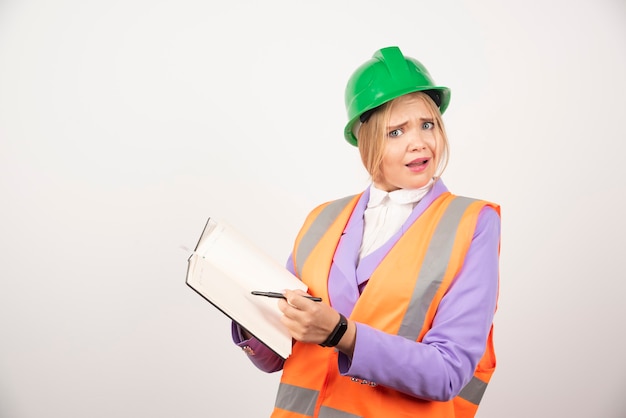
[406,158,429,167]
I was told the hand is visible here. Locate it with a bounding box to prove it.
[278,289,356,356]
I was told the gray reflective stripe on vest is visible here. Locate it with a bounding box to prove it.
[319,406,363,418]
[397,196,477,341]
[295,195,357,278]
[275,383,364,417]
[275,382,318,416]
[392,196,489,406]
[458,376,488,405]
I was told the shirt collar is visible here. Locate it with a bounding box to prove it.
[367,179,434,208]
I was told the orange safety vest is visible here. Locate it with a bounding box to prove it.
[272,192,500,418]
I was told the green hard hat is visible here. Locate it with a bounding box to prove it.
[343,46,451,146]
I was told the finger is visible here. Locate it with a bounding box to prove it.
[278,297,304,322]
[283,289,310,310]
[277,297,290,314]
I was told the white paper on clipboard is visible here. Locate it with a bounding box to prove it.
[185,218,307,359]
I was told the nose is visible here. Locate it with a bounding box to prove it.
[407,132,427,152]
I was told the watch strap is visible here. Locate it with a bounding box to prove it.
[320,313,348,347]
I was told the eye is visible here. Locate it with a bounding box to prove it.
[422,121,435,130]
[388,128,403,138]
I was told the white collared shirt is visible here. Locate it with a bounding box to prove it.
[359,180,433,260]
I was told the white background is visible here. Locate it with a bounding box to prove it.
[1,0,625,417]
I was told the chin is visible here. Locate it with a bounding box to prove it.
[405,178,433,190]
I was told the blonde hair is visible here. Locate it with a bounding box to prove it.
[357,92,450,184]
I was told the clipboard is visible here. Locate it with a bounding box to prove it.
[186,218,307,359]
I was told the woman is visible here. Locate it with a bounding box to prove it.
[233,46,501,417]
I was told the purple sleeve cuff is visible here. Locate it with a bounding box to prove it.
[231,322,285,373]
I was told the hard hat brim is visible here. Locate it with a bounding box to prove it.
[344,86,451,147]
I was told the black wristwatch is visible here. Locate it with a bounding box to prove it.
[319,313,348,347]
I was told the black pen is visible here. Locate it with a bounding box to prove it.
[251,291,322,302]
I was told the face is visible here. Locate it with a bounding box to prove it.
[375,95,442,192]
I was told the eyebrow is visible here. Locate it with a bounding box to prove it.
[388,117,434,129]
